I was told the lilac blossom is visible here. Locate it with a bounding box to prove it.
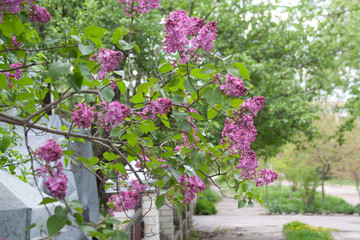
[90,49,123,79]
[71,103,95,129]
[254,169,279,186]
[35,139,63,162]
[137,98,173,119]
[178,175,205,203]
[241,96,266,117]
[118,0,160,17]
[219,74,248,97]
[29,4,51,23]
[38,162,68,199]
[163,10,218,64]
[97,101,131,131]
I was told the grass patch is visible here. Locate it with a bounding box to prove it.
[262,186,358,214]
[325,178,356,186]
[283,221,334,240]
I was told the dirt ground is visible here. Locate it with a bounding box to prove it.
[192,184,360,240]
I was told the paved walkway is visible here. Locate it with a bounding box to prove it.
[192,184,360,240]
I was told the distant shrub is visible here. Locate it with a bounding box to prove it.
[196,199,217,215]
[283,221,333,240]
[201,189,222,203]
[262,186,356,214]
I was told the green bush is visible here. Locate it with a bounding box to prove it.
[262,186,357,214]
[201,189,222,203]
[283,221,333,240]
[196,199,217,215]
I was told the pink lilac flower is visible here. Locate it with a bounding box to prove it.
[71,103,95,129]
[44,162,68,199]
[241,96,266,117]
[135,155,150,169]
[1,0,23,15]
[28,4,51,23]
[118,0,160,17]
[3,62,23,87]
[130,179,147,192]
[90,49,123,79]
[108,191,141,215]
[212,73,221,84]
[221,113,257,154]
[236,150,259,180]
[254,169,278,186]
[178,175,205,203]
[163,10,218,64]
[137,98,173,119]
[97,101,131,131]
[35,139,63,162]
[110,80,117,90]
[10,36,21,48]
[219,74,248,97]
[36,161,68,199]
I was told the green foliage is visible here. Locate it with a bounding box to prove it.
[262,186,358,214]
[195,199,217,215]
[200,189,222,203]
[283,221,334,240]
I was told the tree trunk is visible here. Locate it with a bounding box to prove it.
[321,163,330,204]
[351,170,360,203]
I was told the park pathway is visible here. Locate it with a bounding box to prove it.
[192,184,360,240]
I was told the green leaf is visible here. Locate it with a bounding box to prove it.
[155,180,165,188]
[116,81,127,96]
[113,163,126,175]
[176,202,183,220]
[43,36,61,45]
[159,62,173,73]
[0,75,7,88]
[67,72,83,93]
[155,195,165,210]
[234,62,250,80]
[49,62,71,82]
[203,87,222,106]
[200,64,217,74]
[39,198,58,205]
[103,152,118,161]
[140,120,159,133]
[85,157,99,168]
[173,112,187,122]
[130,93,144,104]
[101,87,115,102]
[191,68,210,79]
[84,25,107,38]
[0,134,12,152]
[77,63,92,81]
[191,150,205,170]
[172,95,184,105]
[227,65,240,78]
[111,230,129,240]
[207,108,218,119]
[230,99,244,108]
[78,43,94,55]
[47,214,67,236]
[117,40,136,50]
[238,199,246,208]
[188,112,204,120]
[17,77,33,86]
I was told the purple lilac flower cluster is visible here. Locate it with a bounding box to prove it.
[0,0,50,23]
[163,10,218,64]
[221,95,277,185]
[28,4,50,23]
[218,74,248,97]
[71,103,95,129]
[107,179,147,215]
[35,139,68,199]
[178,175,205,203]
[37,162,68,199]
[90,48,123,80]
[174,109,201,153]
[137,98,173,119]
[35,139,63,162]
[118,0,160,17]
[254,169,279,187]
[97,101,131,131]
[3,62,23,87]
